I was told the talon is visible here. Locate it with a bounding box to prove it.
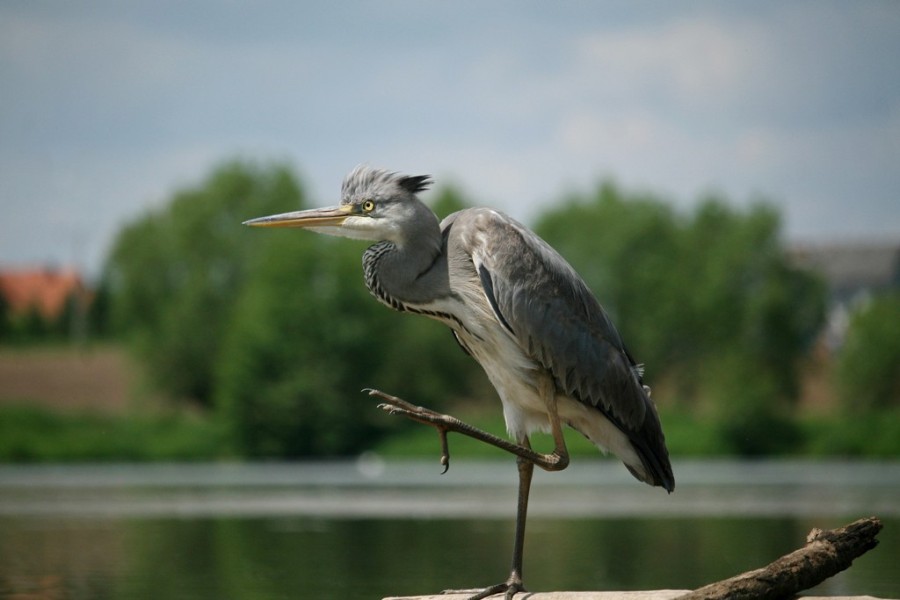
[438,428,451,474]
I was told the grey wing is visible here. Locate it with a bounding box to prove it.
[460,209,648,429]
[456,209,673,490]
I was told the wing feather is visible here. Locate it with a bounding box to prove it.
[464,210,647,429]
[477,265,515,336]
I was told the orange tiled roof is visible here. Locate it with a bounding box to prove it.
[0,268,88,320]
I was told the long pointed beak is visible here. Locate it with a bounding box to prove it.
[243,205,354,228]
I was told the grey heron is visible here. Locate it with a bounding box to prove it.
[244,166,674,599]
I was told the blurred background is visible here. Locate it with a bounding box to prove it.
[1,0,898,461]
[1,2,899,599]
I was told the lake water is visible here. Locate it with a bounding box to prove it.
[1,459,898,599]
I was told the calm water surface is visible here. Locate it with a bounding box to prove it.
[1,459,898,599]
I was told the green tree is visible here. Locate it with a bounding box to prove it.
[835,293,900,411]
[105,160,304,405]
[17,305,51,341]
[675,199,825,403]
[85,276,113,340]
[216,233,388,456]
[0,290,11,341]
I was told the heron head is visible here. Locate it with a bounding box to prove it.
[243,166,435,244]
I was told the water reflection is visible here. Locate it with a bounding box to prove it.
[1,460,898,599]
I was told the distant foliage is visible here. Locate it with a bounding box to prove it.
[0,293,9,339]
[834,293,900,411]
[215,233,387,456]
[105,160,305,405]
[0,296,89,345]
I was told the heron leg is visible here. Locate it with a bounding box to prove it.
[437,444,533,600]
[476,445,535,600]
[365,388,568,472]
[365,383,569,600]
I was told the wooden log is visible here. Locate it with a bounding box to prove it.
[677,516,883,600]
[385,592,886,600]
[384,593,687,600]
[385,517,888,600]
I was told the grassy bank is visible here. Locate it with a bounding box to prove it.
[3,345,896,462]
[1,404,899,462]
[0,405,228,462]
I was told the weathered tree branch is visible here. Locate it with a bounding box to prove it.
[386,517,884,600]
[676,516,883,600]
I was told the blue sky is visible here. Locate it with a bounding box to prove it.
[2,1,899,276]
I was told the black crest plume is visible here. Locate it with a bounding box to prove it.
[398,174,433,194]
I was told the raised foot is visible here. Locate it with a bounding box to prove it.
[364,388,453,473]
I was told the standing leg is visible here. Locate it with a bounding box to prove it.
[466,441,534,600]
[510,450,535,589]
[367,380,569,600]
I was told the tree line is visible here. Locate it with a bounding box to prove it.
[100,160,900,457]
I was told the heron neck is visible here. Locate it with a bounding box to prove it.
[364,234,449,309]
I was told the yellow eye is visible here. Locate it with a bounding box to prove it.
[362,200,375,212]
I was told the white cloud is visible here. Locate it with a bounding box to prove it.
[573,16,760,110]
[1,2,899,276]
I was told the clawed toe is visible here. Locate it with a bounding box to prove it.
[366,388,454,473]
[451,581,525,599]
[440,574,525,600]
